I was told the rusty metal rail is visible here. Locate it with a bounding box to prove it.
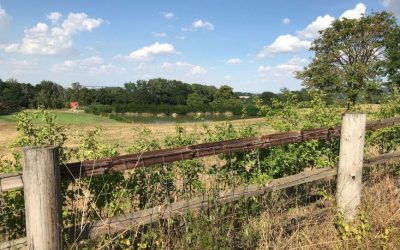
[60,117,400,179]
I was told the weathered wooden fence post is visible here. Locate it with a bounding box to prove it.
[336,113,366,221]
[23,146,62,249]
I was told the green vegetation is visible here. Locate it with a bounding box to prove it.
[0,110,116,125]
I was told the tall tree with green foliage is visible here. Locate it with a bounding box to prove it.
[296,12,398,108]
[384,24,400,88]
[35,80,66,109]
[211,85,240,107]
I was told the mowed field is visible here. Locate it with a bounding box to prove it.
[0,110,270,158]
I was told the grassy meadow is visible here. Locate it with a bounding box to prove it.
[0,110,270,157]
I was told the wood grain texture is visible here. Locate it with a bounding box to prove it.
[336,113,366,221]
[23,146,62,250]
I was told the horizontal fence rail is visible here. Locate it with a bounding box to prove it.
[1,117,400,192]
[60,117,400,180]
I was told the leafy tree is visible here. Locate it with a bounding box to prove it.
[259,91,280,105]
[384,24,400,87]
[187,92,207,107]
[0,79,35,113]
[212,85,240,107]
[297,12,398,108]
[190,83,217,104]
[35,80,66,109]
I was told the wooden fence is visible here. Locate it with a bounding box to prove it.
[1,114,400,249]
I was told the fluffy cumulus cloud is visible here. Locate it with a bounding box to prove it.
[0,5,11,28]
[282,18,290,24]
[53,56,124,74]
[297,14,335,40]
[162,12,174,19]
[227,58,241,65]
[192,19,214,31]
[340,3,366,19]
[3,12,103,55]
[128,42,177,61]
[258,57,308,75]
[47,12,62,23]
[257,35,311,58]
[382,0,400,16]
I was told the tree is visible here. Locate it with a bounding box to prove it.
[35,80,66,109]
[384,24,400,88]
[187,92,207,107]
[211,85,240,107]
[260,91,279,105]
[297,12,398,108]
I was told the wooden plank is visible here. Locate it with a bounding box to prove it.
[60,117,400,179]
[66,167,337,239]
[336,113,366,221]
[0,173,23,192]
[0,237,26,250]
[23,146,63,250]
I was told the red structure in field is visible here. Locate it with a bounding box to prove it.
[69,102,79,110]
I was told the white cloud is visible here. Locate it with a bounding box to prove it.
[3,12,103,55]
[224,75,232,80]
[162,12,174,19]
[0,5,11,28]
[282,18,290,24]
[297,14,335,39]
[257,35,311,58]
[257,57,308,91]
[162,61,207,75]
[340,3,366,19]
[152,32,167,38]
[128,42,177,61]
[192,19,214,31]
[47,12,62,24]
[258,57,308,75]
[227,58,241,65]
[382,0,400,16]
[53,56,124,74]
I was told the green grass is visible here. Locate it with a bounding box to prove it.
[0,110,118,125]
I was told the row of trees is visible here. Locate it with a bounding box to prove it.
[0,78,253,114]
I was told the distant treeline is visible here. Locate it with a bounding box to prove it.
[0,78,306,115]
[0,77,383,115]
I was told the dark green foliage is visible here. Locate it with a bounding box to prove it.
[35,80,66,109]
[0,79,35,113]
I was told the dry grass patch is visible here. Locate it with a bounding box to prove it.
[251,164,400,249]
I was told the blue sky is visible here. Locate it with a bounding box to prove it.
[0,1,398,92]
